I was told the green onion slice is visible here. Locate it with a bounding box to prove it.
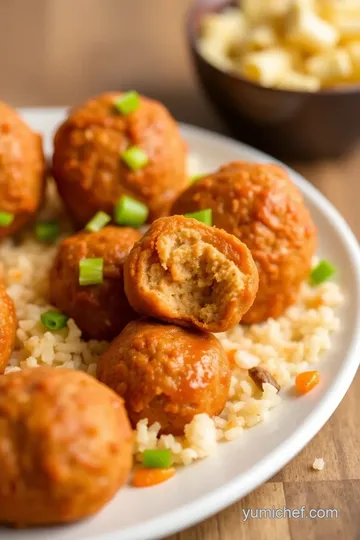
[41,310,69,330]
[310,260,336,285]
[142,449,172,469]
[85,211,111,232]
[0,211,14,227]
[114,91,140,115]
[114,195,148,227]
[189,173,205,184]
[79,258,104,286]
[35,221,60,242]
[121,146,149,171]
[185,209,212,226]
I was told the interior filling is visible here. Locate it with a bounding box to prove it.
[145,229,245,324]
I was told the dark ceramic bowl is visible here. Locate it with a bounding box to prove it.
[186,0,360,160]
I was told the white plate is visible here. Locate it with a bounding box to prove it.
[3,109,360,540]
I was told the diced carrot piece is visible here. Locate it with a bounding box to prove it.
[132,467,175,488]
[295,370,320,394]
[227,349,237,368]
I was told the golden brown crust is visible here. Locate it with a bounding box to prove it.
[97,317,231,435]
[172,162,317,323]
[0,101,46,239]
[0,284,16,373]
[124,215,259,332]
[0,367,132,526]
[50,226,141,340]
[52,92,187,227]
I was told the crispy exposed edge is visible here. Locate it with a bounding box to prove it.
[124,216,259,332]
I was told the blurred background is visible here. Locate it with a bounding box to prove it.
[0,0,224,132]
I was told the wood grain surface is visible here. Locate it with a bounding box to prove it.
[0,1,359,539]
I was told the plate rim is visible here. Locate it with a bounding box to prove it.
[11,110,360,540]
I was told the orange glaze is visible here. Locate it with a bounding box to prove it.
[0,283,16,373]
[0,101,45,240]
[97,317,231,435]
[0,367,133,526]
[50,226,141,340]
[52,92,188,227]
[172,162,317,324]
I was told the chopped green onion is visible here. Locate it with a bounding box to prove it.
[142,449,172,469]
[189,173,205,184]
[114,91,140,115]
[310,260,336,285]
[41,310,69,330]
[79,258,103,286]
[122,146,149,171]
[0,211,14,227]
[85,211,111,232]
[35,221,60,242]
[114,195,148,227]
[185,209,212,226]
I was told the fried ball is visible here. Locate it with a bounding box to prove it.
[0,284,16,373]
[0,101,45,239]
[172,162,317,323]
[97,318,231,435]
[52,92,187,227]
[0,367,132,526]
[124,215,258,333]
[50,226,141,340]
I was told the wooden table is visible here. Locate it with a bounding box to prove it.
[1,1,359,538]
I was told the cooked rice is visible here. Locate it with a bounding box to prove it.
[0,179,343,467]
[312,457,325,471]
